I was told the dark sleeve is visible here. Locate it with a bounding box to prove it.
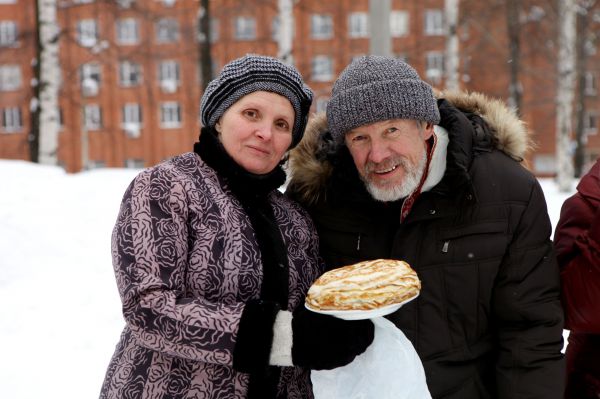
[493,179,565,398]
[555,196,600,333]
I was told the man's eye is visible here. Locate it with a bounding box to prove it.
[387,127,398,134]
[352,135,366,143]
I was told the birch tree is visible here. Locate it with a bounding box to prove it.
[506,0,523,115]
[277,0,294,64]
[445,0,460,91]
[573,0,598,177]
[556,0,577,191]
[33,0,60,165]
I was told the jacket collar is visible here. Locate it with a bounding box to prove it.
[287,90,531,206]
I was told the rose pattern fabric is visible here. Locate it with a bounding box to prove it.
[100,152,322,398]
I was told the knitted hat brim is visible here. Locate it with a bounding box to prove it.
[327,79,441,141]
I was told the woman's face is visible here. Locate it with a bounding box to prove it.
[216,91,295,175]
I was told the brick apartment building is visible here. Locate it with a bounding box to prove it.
[1,0,599,174]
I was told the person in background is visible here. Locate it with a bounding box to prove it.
[554,158,600,399]
[99,54,373,399]
[286,55,565,398]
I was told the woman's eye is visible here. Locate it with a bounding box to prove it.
[243,109,258,119]
[276,120,290,131]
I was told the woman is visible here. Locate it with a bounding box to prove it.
[555,158,600,399]
[99,55,373,399]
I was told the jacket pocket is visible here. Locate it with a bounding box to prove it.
[438,219,508,262]
[313,214,369,270]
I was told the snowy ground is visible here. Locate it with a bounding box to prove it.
[0,160,576,399]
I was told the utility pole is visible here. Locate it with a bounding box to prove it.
[35,0,61,165]
[444,0,460,91]
[369,0,391,56]
[277,0,294,64]
[555,0,576,191]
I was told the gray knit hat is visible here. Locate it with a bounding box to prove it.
[327,55,440,142]
[201,54,313,147]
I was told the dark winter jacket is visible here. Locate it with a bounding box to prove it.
[100,131,322,399]
[287,91,565,399]
[554,158,600,399]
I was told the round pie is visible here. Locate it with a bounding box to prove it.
[305,259,421,311]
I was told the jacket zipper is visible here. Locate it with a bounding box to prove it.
[442,241,449,253]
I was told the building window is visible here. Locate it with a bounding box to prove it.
[0,65,22,91]
[88,160,106,169]
[122,103,142,138]
[311,14,333,39]
[348,12,368,38]
[585,72,597,96]
[0,21,18,47]
[425,51,444,85]
[124,158,144,168]
[80,63,101,96]
[77,19,98,47]
[316,97,329,113]
[158,60,180,92]
[83,104,102,130]
[234,16,256,40]
[533,154,556,174]
[117,0,134,8]
[116,18,139,45]
[155,18,179,43]
[119,61,142,87]
[122,103,142,125]
[311,55,333,82]
[390,11,409,37]
[1,107,22,133]
[585,38,597,56]
[160,102,181,128]
[424,9,444,36]
[584,111,598,135]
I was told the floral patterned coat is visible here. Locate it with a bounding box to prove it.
[100,152,322,398]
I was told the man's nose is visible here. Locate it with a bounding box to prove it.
[368,139,392,164]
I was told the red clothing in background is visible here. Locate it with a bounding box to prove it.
[555,158,600,399]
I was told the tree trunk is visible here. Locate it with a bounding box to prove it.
[445,0,460,91]
[199,0,212,91]
[573,7,590,178]
[506,0,522,116]
[36,0,61,165]
[555,0,576,192]
[277,0,294,64]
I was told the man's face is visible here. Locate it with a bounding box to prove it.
[345,119,434,202]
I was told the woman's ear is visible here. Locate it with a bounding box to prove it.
[215,122,222,133]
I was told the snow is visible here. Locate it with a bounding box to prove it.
[0,160,576,398]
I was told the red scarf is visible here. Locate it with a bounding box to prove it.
[400,134,436,223]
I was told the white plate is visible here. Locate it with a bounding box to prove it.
[305,293,419,320]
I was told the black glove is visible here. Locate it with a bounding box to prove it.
[291,306,374,370]
[233,300,374,373]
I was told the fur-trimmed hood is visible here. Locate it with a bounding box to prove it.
[287,90,532,205]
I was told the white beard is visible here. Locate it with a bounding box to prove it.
[362,150,428,202]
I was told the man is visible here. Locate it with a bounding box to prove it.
[287,55,564,398]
